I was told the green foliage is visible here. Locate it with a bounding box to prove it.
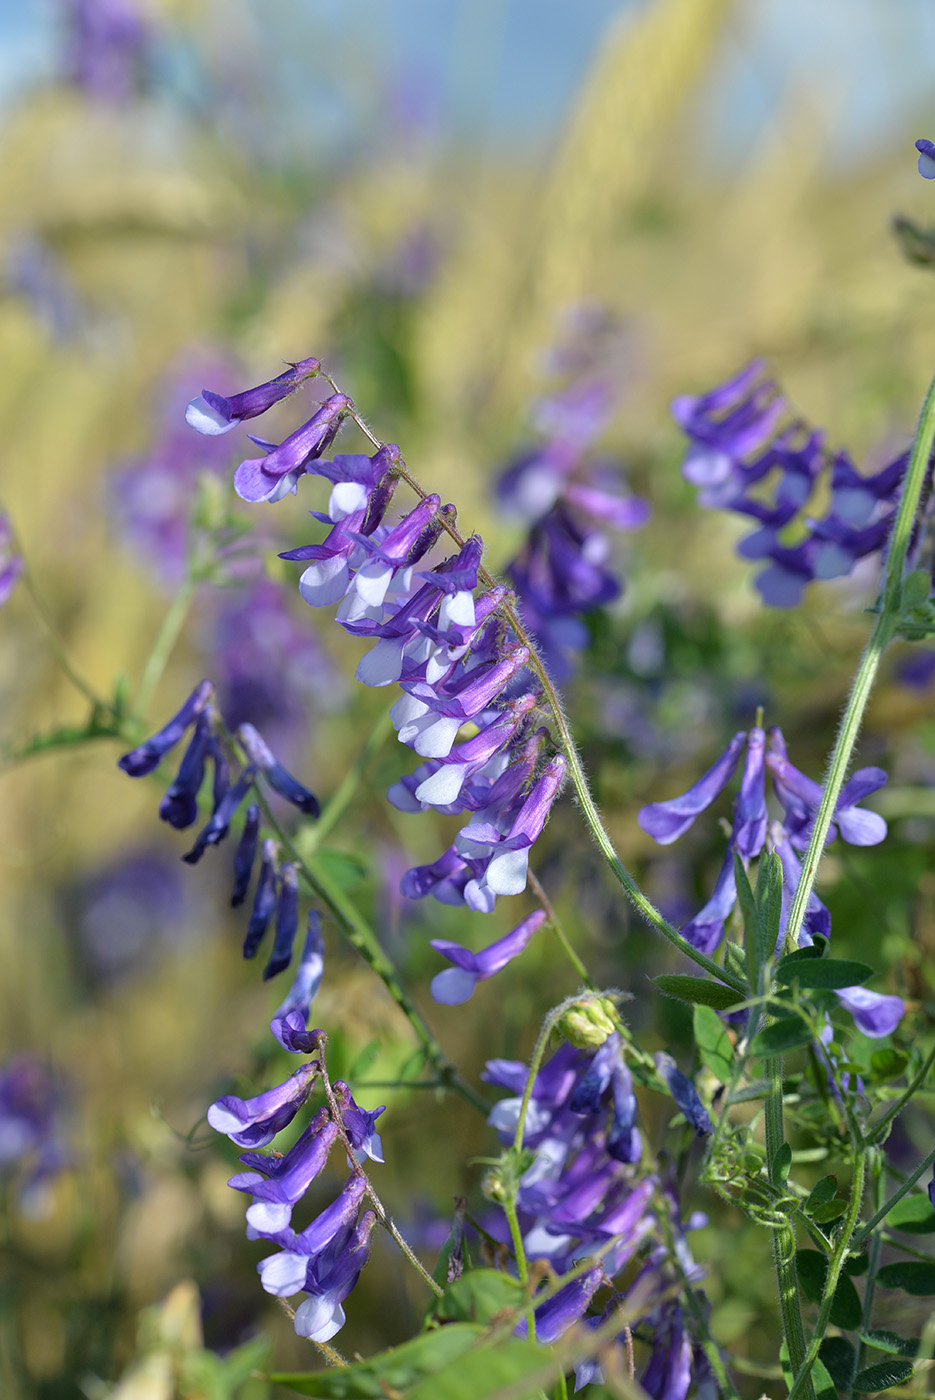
[654,974,744,1009]
[271,1326,486,1398]
[795,1250,862,1328]
[851,1359,915,1392]
[875,1261,935,1295]
[750,1016,813,1057]
[431,1271,525,1325]
[693,1003,734,1083]
[774,958,874,990]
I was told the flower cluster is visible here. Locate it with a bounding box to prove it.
[186,361,569,913]
[207,1030,384,1342]
[497,377,649,681]
[117,682,320,983]
[672,361,931,607]
[484,1037,713,1395]
[639,723,904,1034]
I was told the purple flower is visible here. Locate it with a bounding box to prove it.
[186,358,321,436]
[117,680,213,777]
[237,723,319,817]
[0,1056,69,1216]
[231,804,260,907]
[206,1061,319,1149]
[232,1117,340,1235]
[264,864,300,981]
[243,839,280,960]
[157,713,212,830]
[638,734,746,845]
[917,138,935,180]
[515,1267,605,1344]
[338,1086,386,1165]
[293,1211,377,1342]
[271,913,325,1051]
[429,910,546,1004]
[233,395,351,503]
[834,986,904,1038]
[61,0,151,103]
[256,1175,367,1296]
[654,1054,712,1137]
[0,514,23,606]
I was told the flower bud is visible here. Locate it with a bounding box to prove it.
[557,997,617,1049]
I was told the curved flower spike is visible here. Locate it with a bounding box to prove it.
[186,357,321,435]
[429,910,546,1004]
[638,733,746,845]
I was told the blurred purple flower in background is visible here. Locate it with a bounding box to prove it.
[0,514,24,607]
[59,0,153,103]
[916,137,935,179]
[111,357,238,585]
[0,1057,70,1217]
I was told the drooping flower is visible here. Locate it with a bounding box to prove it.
[186,358,322,436]
[834,986,905,1038]
[429,910,546,1004]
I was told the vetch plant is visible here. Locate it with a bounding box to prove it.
[8,141,935,1400]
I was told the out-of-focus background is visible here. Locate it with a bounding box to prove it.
[2,1,935,1396]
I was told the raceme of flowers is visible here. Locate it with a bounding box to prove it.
[672,360,934,607]
[639,722,904,1036]
[186,359,571,917]
[484,1037,713,1398]
[117,680,321,988]
[207,1022,384,1342]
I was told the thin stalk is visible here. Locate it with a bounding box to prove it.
[298,707,394,857]
[527,868,594,988]
[785,368,935,951]
[316,1032,444,1299]
[786,1153,866,1400]
[513,996,601,1155]
[868,1039,935,1145]
[254,790,489,1116]
[20,564,113,714]
[331,387,745,994]
[133,572,197,721]
[764,1054,814,1400]
[853,1143,935,1248]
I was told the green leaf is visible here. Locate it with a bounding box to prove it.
[755,851,785,968]
[811,1357,838,1400]
[406,1335,558,1400]
[271,1325,484,1397]
[654,975,744,1010]
[780,945,824,964]
[750,1017,813,1056]
[775,958,874,990]
[902,569,932,610]
[870,1048,909,1082]
[693,1004,734,1083]
[805,1175,838,1212]
[770,1142,793,1187]
[312,849,368,893]
[433,1271,525,1325]
[851,1359,914,1392]
[876,1261,935,1295]
[819,1337,857,1391]
[812,1199,848,1225]
[859,1330,920,1358]
[844,1252,869,1277]
[796,1250,827,1306]
[795,1250,862,1327]
[884,1194,935,1234]
[734,853,760,990]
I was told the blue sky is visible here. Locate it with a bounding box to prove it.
[3,0,935,168]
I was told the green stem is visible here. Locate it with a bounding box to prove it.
[512,997,599,1155]
[853,1144,935,1248]
[661,1211,741,1400]
[853,1152,885,1386]
[764,1053,814,1400]
[335,391,745,996]
[787,1153,866,1400]
[255,792,489,1116]
[785,368,935,951]
[869,1040,935,1145]
[298,708,394,857]
[133,572,197,721]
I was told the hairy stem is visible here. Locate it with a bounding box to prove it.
[854,1143,935,1248]
[133,572,197,722]
[764,1054,814,1400]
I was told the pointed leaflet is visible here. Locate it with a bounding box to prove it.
[775,958,874,990]
[755,849,783,963]
[692,1004,734,1083]
[654,975,744,1010]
